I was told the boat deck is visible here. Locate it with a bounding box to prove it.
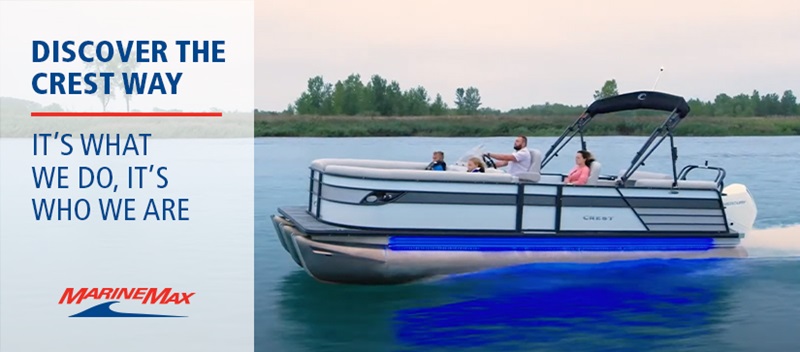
[276,206,740,238]
[278,206,527,236]
[279,206,372,235]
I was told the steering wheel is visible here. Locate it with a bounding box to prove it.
[482,154,497,169]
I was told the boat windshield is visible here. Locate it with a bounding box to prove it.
[453,144,487,167]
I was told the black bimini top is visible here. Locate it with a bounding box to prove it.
[586,91,691,118]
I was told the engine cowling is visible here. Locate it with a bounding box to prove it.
[722,183,758,237]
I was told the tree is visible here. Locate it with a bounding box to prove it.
[713,93,734,116]
[761,93,781,116]
[455,88,465,113]
[687,98,712,117]
[402,86,430,115]
[780,90,797,115]
[337,74,366,115]
[331,81,346,115]
[593,79,619,100]
[319,82,334,115]
[731,93,753,116]
[751,90,763,116]
[463,87,482,114]
[385,81,403,116]
[367,74,390,115]
[115,57,140,112]
[84,46,119,111]
[430,93,448,115]
[295,76,328,114]
[455,86,481,115]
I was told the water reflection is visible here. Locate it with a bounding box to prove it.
[272,259,745,352]
[395,259,740,351]
[272,269,466,352]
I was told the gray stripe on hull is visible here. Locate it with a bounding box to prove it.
[640,215,725,225]
[318,189,516,207]
[628,198,721,209]
[647,224,728,232]
[561,196,628,207]
[636,208,724,216]
[523,196,557,206]
[395,192,516,205]
[560,197,722,210]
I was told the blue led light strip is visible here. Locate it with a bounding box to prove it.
[387,237,715,252]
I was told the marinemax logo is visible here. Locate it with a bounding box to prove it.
[59,287,195,318]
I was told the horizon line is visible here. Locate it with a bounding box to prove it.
[30,112,223,118]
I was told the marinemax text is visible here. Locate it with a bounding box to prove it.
[59,288,195,305]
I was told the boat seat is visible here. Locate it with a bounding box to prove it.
[517,148,543,183]
[311,158,429,171]
[595,179,618,187]
[586,161,602,185]
[634,179,719,190]
[324,165,516,183]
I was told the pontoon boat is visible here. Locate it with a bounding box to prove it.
[270,91,758,285]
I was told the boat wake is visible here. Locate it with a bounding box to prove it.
[742,224,800,258]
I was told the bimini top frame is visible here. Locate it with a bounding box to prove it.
[540,91,692,186]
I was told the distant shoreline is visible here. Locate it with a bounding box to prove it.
[255,114,800,137]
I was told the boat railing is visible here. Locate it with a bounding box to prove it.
[677,162,727,190]
[312,162,517,183]
[310,158,429,172]
[309,159,723,190]
[631,178,720,190]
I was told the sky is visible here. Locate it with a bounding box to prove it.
[256,0,800,112]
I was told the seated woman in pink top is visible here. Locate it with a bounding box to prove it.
[564,150,594,185]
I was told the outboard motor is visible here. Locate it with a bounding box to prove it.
[722,183,757,237]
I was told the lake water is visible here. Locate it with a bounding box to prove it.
[255,136,800,352]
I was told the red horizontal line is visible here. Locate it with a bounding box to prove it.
[30,112,223,118]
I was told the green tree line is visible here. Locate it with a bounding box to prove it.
[265,75,799,117]
[284,74,485,116]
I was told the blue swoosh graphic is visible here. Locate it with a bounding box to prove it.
[69,301,186,318]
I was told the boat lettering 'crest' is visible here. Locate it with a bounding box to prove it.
[583,216,614,221]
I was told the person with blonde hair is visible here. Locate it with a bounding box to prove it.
[467,157,485,173]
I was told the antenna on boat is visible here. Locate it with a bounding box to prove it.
[652,66,665,90]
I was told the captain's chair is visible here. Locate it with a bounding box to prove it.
[586,160,602,185]
[517,148,543,182]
